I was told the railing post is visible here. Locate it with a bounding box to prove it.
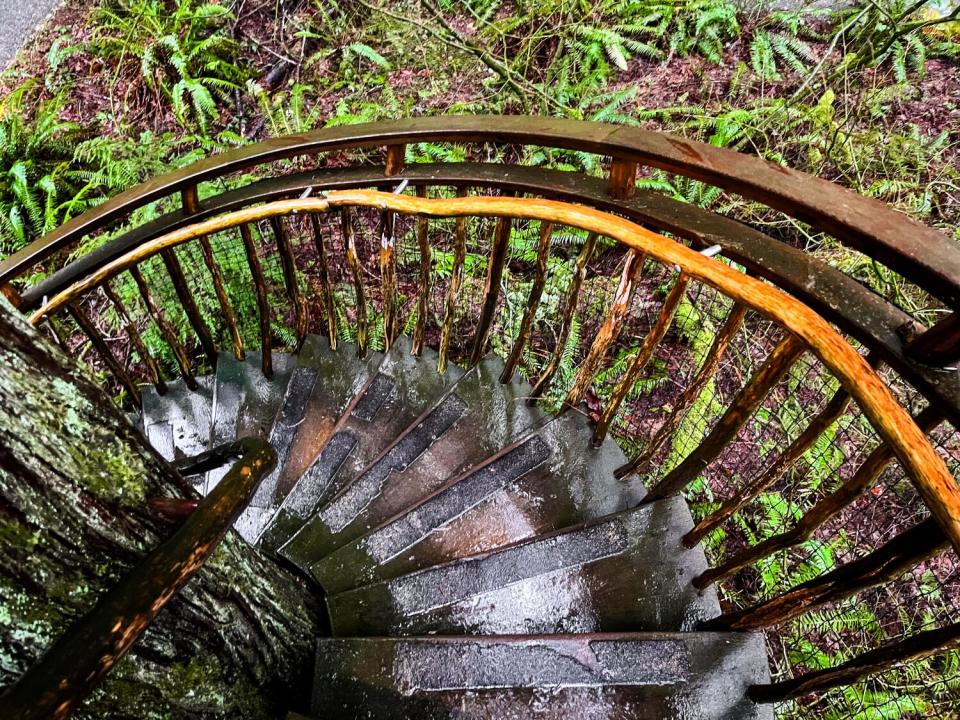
[411,185,431,357]
[607,157,638,200]
[750,621,960,703]
[563,249,645,408]
[643,333,805,503]
[905,312,960,368]
[702,517,947,632]
[385,144,406,177]
[1,282,22,309]
[469,213,512,367]
[181,185,245,361]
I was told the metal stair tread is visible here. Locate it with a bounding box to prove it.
[271,355,549,565]
[326,495,719,637]
[269,336,462,561]
[204,350,295,494]
[311,410,645,594]
[311,632,772,719]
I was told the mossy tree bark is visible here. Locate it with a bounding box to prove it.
[0,296,320,719]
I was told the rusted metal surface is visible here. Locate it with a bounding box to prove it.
[272,217,309,350]
[14,162,959,428]
[617,302,747,478]
[102,281,167,395]
[563,250,645,408]
[500,221,552,383]
[644,334,806,504]
[341,207,368,358]
[437,188,467,374]
[159,248,218,364]
[530,231,598,401]
[469,214,512,367]
[7,118,955,309]
[694,406,944,589]
[0,438,276,720]
[129,266,198,390]
[239,223,273,377]
[703,517,947,631]
[592,272,690,444]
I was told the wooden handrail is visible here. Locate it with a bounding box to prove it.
[24,190,960,558]
[3,117,958,307]
[0,438,277,720]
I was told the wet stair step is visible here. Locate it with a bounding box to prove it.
[267,337,462,560]
[141,375,215,488]
[271,356,547,565]
[312,411,644,594]
[327,496,719,637]
[204,351,296,494]
[311,633,772,720]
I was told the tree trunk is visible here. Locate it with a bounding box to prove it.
[0,296,320,719]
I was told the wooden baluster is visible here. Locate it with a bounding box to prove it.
[182,187,244,361]
[45,314,72,352]
[644,333,806,503]
[905,311,960,367]
[380,144,406,350]
[563,249,645,409]
[102,282,167,395]
[379,205,399,350]
[529,231,599,402]
[411,185,431,357]
[68,303,141,408]
[684,361,873,546]
[500,221,553,383]
[159,248,218,364]
[385,144,406,177]
[129,266,198,391]
[341,207,368,358]
[750,620,960,703]
[694,406,943,588]
[1,282,22,308]
[469,213,512,367]
[616,302,747,478]
[703,517,947,632]
[592,272,691,444]
[310,213,337,350]
[239,224,273,378]
[271,216,309,351]
[608,157,638,200]
[437,188,468,374]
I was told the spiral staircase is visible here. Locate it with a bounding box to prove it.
[1,116,959,719]
[137,335,770,718]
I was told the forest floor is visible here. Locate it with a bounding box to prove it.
[2,2,959,717]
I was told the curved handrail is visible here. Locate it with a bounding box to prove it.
[18,162,959,426]
[26,190,960,558]
[3,116,959,306]
[0,438,277,720]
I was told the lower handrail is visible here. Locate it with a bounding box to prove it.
[0,438,276,720]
